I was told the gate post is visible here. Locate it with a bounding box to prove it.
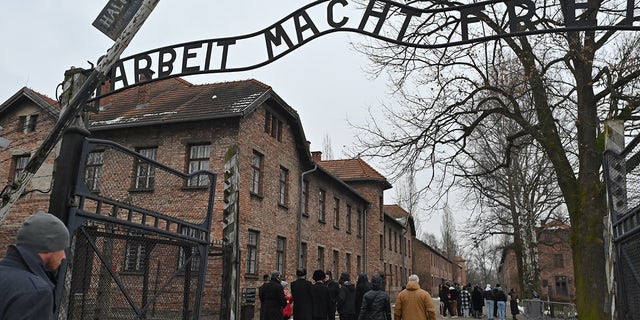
[50,68,91,320]
[604,119,624,319]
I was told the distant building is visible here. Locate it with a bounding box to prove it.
[412,237,464,296]
[498,220,575,302]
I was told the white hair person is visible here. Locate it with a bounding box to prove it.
[408,274,420,283]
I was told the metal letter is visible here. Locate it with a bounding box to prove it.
[294,11,321,44]
[328,0,349,28]
[358,0,392,35]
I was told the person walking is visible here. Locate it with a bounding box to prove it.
[471,285,484,318]
[461,284,472,317]
[484,284,495,320]
[260,271,287,320]
[259,273,271,320]
[357,273,391,320]
[291,268,313,320]
[494,284,508,320]
[336,272,356,320]
[439,281,451,317]
[310,270,331,320]
[509,288,520,320]
[354,273,371,319]
[393,274,437,320]
[282,281,293,320]
[0,211,70,320]
[326,270,340,319]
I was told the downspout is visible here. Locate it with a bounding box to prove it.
[298,165,317,269]
[363,209,367,273]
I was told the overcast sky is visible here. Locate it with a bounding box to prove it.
[0,0,450,239]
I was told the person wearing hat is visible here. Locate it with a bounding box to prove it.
[259,271,287,320]
[0,211,70,319]
[291,268,313,320]
[310,269,331,320]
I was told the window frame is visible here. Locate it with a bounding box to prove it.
[133,147,157,190]
[318,189,326,223]
[250,151,263,196]
[302,179,309,217]
[333,197,340,229]
[123,233,147,273]
[85,150,104,192]
[246,230,259,275]
[186,144,210,188]
[278,166,289,207]
[317,246,325,271]
[11,154,29,184]
[276,236,286,276]
[346,204,352,233]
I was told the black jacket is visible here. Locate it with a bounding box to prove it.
[0,245,57,320]
[337,281,356,315]
[310,281,331,319]
[326,279,340,316]
[290,278,313,320]
[354,275,371,319]
[259,279,286,320]
[357,275,391,320]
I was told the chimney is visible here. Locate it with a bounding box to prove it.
[311,151,322,162]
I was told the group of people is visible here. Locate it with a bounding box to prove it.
[259,268,439,320]
[438,281,520,320]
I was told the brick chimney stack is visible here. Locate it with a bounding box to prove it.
[311,151,322,162]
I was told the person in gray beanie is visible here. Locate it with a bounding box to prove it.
[0,211,70,320]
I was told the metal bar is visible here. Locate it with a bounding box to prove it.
[0,0,160,223]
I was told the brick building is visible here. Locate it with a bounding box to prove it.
[411,237,463,296]
[0,77,428,316]
[498,220,575,302]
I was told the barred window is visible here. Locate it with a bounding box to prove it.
[276,237,286,275]
[318,189,326,222]
[279,166,289,206]
[124,233,146,272]
[12,154,29,184]
[250,151,263,195]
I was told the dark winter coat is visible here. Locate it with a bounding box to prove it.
[337,281,357,315]
[354,274,371,319]
[0,245,57,320]
[494,288,508,302]
[259,279,287,320]
[310,281,332,320]
[327,278,340,317]
[290,278,313,320]
[471,287,484,311]
[510,291,520,315]
[357,275,391,320]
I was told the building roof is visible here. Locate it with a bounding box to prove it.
[317,158,392,189]
[90,78,272,128]
[0,87,60,118]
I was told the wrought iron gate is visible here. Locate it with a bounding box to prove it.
[57,138,222,319]
[604,134,640,320]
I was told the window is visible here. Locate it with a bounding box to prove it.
[388,228,392,250]
[276,237,286,275]
[318,189,326,222]
[357,209,363,237]
[178,229,201,272]
[300,242,308,270]
[246,230,259,274]
[124,233,146,272]
[379,196,384,221]
[279,166,289,206]
[302,180,309,216]
[346,253,351,275]
[379,234,384,260]
[85,150,104,192]
[333,197,340,229]
[332,250,339,276]
[134,147,157,189]
[553,254,564,268]
[11,154,29,184]
[555,276,569,296]
[264,111,283,141]
[357,255,361,274]
[187,144,210,187]
[346,205,352,233]
[16,114,38,133]
[394,231,398,253]
[317,246,325,270]
[250,151,263,195]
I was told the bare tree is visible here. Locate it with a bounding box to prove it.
[322,134,334,160]
[441,206,459,280]
[352,0,640,317]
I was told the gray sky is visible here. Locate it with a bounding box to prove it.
[0,0,447,238]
